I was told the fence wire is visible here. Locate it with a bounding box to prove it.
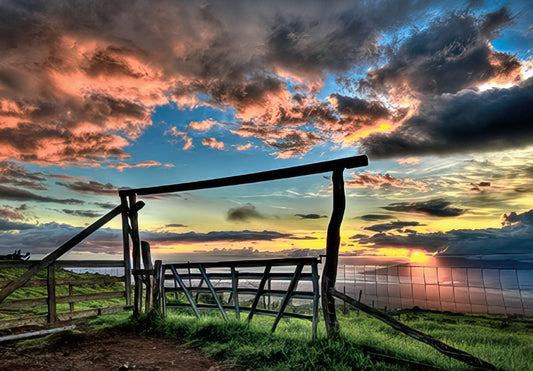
[335,264,533,316]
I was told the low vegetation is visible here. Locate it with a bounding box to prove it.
[133,309,533,371]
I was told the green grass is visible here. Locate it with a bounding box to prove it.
[131,309,533,371]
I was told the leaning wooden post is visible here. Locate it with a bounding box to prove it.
[321,167,346,338]
[120,195,133,308]
[128,193,142,316]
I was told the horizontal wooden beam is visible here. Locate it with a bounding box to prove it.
[120,155,368,196]
[165,304,313,321]
[164,256,320,269]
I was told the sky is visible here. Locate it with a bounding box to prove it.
[0,0,532,262]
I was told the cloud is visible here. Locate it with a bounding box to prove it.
[0,219,35,231]
[295,213,326,219]
[107,161,174,172]
[227,203,265,221]
[94,202,117,209]
[396,157,419,166]
[346,173,429,192]
[364,221,420,233]
[360,79,533,159]
[188,119,222,131]
[0,185,83,204]
[359,214,395,221]
[351,209,533,255]
[0,160,47,190]
[382,198,466,217]
[201,137,225,150]
[62,209,102,218]
[363,9,519,97]
[234,142,256,151]
[0,206,25,220]
[56,180,118,195]
[142,229,292,244]
[165,223,187,228]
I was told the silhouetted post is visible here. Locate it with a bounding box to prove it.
[129,194,142,316]
[47,264,56,324]
[120,195,132,307]
[141,241,153,311]
[321,167,345,338]
[152,260,163,315]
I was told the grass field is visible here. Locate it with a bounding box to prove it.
[132,309,533,371]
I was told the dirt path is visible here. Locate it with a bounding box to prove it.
[0,327,236,370]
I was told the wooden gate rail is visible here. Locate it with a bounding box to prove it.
[160,257,321,340]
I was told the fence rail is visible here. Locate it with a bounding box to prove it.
[0,260,128,331]
[336,264,533,316]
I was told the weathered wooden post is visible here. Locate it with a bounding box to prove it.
[152,260,163,315]
[321,167,345,337]
[120,195,132,307]
[141,241,153,311]
[128,194,143,316]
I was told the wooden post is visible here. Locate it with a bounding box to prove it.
[321,167,345,338]
[231,266,240,319]
[271,263,303,333]
[128,194,142,316]
[311,261,320,341]
[69,284,74,313]
[152,260,163,315]
[120,195,132,308]
[141,241,153,312]
[47,264,56,324]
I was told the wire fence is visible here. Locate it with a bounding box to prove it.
[335,264,533,316]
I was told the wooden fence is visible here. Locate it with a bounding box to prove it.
[160,257,321,339]
[0,260,127,331]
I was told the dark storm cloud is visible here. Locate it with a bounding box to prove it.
[383,198,466,217]
[0,161,46,190]
[0,185,83,204]
[227,204,265,221]
[62,209,102,218]
[360,79,533,159]
[364,221,420,233]
[351,209,533,255]
[56,180,118,195]
[0,219,35,231]
[0,0,436,163]
[363,8,519,96]
[143,230,292,244]
[295,214,326,219]
[360,214,395,221]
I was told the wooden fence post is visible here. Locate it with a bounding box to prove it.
[141,241,153,312]
[128,194,142,316]
[321,167,345,338]
[47,264,56,324]
[120,195,132,308]
[152,260,163,315]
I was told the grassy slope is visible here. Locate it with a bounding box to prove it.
[133,309,533,371]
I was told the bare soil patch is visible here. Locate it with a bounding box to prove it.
[0,327,236,370]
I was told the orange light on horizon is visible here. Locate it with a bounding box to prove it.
[409,250,430,264]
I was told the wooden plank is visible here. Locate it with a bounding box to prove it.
[121,155,368,196]
[164,257,320,269]
[0,275,124,289]
[56,305,125,321]
[162,272,315,281]
[231,266,240,319]
[0,204,125,304]
[169,265,200,318]
[0,297,47,309]
[247,265,271,322]
[56,291,124,304]
[321,168,345,337]
[0,315,47,330]
[198,265,227,320]
[165,304,313,321]
[47,264,56,324]
[271,263,303,333]
[55,260,125,268]
[332,290,496,370]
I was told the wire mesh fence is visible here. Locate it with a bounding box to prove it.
[335,264,533,316]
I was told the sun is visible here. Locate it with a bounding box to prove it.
[409,250,430,264]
